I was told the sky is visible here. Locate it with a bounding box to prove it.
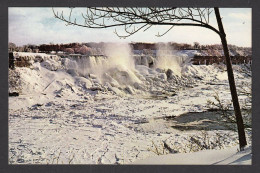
[8,8,251,47]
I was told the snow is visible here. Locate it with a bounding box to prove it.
[8,51,252,165]
[133,146,252,165]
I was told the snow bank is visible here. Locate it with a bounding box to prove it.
[132,146,251,165]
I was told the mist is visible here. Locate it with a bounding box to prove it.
[70,43,141,86]
[155,43,184,76]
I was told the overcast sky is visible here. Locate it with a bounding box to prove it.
[9,8,251,47]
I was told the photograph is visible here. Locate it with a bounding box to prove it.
[8,7,252,165]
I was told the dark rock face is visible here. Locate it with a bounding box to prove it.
[191,55,252,65]
[166,69,174,80]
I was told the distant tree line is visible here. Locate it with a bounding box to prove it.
[8,43,39,53]
[8,42,252,56]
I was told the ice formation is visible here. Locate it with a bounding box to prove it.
[9,43,196,97]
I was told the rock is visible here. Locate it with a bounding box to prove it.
[166,69,174,80]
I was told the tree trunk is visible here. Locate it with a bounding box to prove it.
[214,8,247,150]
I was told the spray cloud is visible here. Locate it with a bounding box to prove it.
[155,43,184,76]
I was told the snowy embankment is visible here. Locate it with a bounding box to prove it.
[9,51,252,164]
[133,146,252,165]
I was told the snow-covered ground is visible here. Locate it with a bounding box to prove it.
[8,51,252,164]
[133,145,252,165]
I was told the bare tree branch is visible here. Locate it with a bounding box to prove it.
[52,7,221,37]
